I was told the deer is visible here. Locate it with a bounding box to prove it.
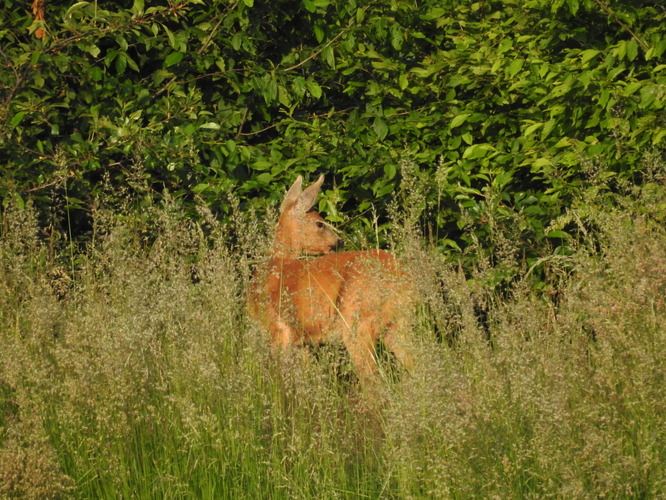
[248,175,414,389]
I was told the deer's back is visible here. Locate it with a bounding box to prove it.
[249,249,411,344]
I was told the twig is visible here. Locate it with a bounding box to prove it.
[593,0,649,51]
[281,0,379,73]
[235,107,250,138]
[282,28,347,72]
[198,2,239,55]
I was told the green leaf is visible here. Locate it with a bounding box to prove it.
[374,181,394,198]
[531,158,553,170]
[623,81,643,96]
[384,163,397,180]
[313,25,324,43]
[231,33,242,51]
[580,49,600,65]
[278,85,291,107]
[131,0,144,16]
[546,230,571,239]
[10,112,26,129]
[12,193,25,210]
[566,0,579,15]
[66,2,90,17]
[164,52,184,68]
[507,58,524,78]
[125,53,139,72]
[524,122,542,137]
[391,24,403,51]
[116,36,129,52]
[86,44,101,58]
[626,38,638,62]
[323,46,335,69]
[652,129,666,146]
[64,197,86,209]
[243,0,254,6]
[192,183,209,193]
[162,24,177,50]
[305,79,322,99]
[256,173,274,184]
[115,54,127,74]
[252,161,271,171]
[33,73,45,88]
[372,118,388,140]
[462,144,494,160]
[541,120,556,141]
[422,7,447,20]
[440,238,461,251]
[450,114,470,129]
[492,170,512,190]
[398,73,409,90]
[639,86,657,109]
[410,66,436,78]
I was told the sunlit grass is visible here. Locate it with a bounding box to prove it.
[1,190,665,498]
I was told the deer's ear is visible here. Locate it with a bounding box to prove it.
[280,176,304,212]
[296,175,324,213]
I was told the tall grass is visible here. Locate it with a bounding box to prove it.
[1,189,665,498]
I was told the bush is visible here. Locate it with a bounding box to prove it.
[1,0,664,277]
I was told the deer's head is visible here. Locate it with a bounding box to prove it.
[273,175,339,258]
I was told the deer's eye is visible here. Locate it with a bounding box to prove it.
[316,221,324,229]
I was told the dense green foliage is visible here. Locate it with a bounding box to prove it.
[2,2,666,497]
[1,0,665,271]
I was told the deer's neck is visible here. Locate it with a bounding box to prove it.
[270,218,302,261]
[269,241,300,261]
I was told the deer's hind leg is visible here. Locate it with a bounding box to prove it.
[382,327,414,372]
[379,283,415,371]
[343,325,379,387]
[337,301,383,390]
[270,316,297,349]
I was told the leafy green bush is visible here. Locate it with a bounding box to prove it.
[1,0,664,283]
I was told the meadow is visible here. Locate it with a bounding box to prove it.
[2,1,665,496]
[1,185,665,499]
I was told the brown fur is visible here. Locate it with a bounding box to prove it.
[248,175,414,385]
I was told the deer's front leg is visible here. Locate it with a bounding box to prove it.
[268,312,296,349]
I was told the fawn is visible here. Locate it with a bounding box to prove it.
[248,175,414,386]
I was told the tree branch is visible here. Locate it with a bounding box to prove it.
[594,0,649,51]
[282,28,348,72]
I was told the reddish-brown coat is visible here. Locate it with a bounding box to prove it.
[248,175,413,383]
